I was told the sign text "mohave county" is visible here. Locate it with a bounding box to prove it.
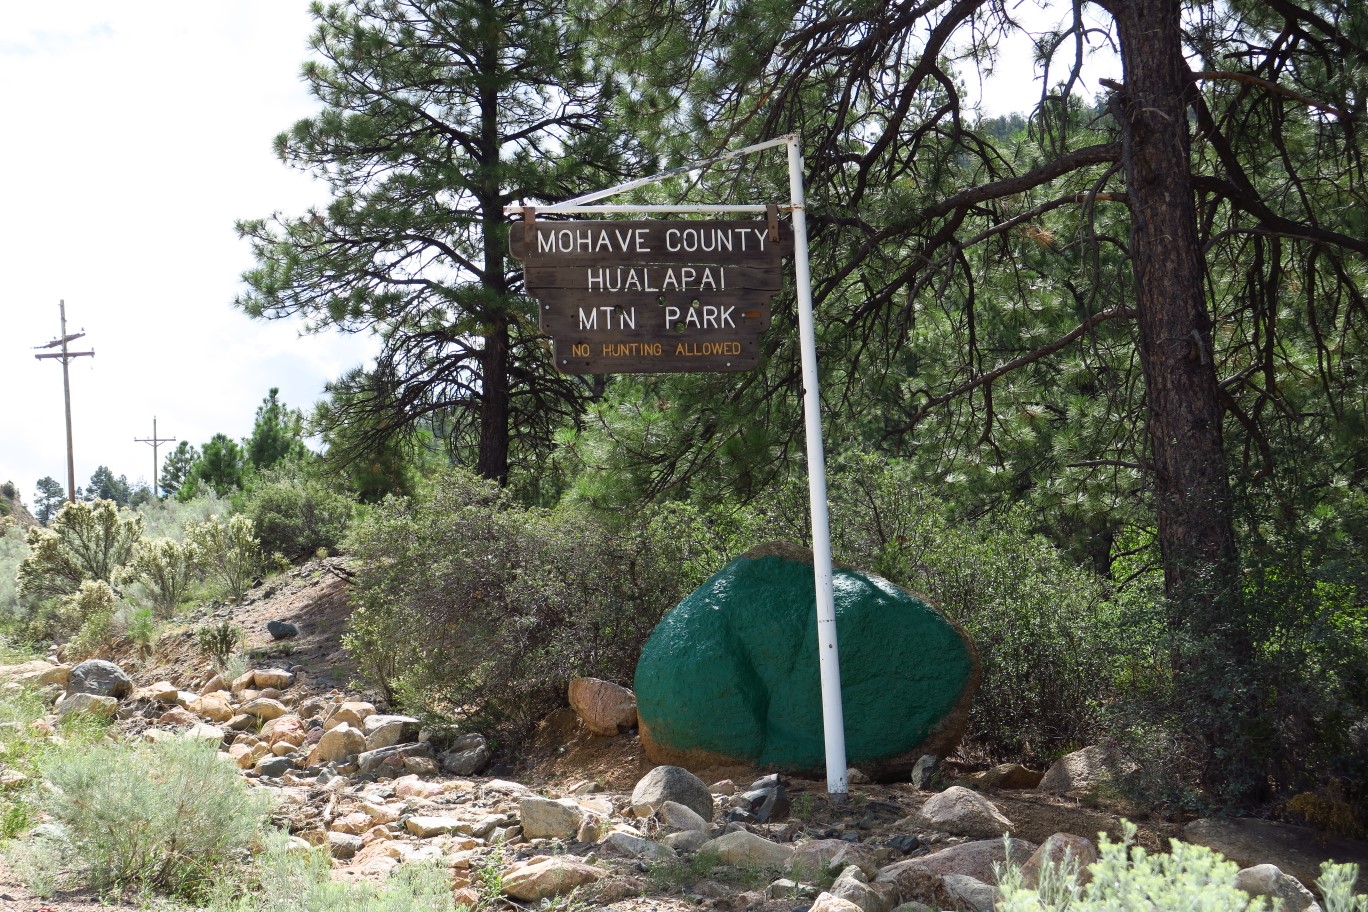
[510,219,791,374]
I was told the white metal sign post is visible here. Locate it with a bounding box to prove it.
[508,134,849,799]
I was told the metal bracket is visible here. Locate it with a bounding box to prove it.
[766,204,780,242]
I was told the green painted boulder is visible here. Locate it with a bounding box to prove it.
[634,542,978,780]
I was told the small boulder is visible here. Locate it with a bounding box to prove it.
[145,681,180,704]
[315,722,367,764]
[699,830,794,868]
[1038,745,1131,796]
[631,765,713,822]
[520,796,585,840]
[254,755,295,778]
[185,722,225,743]
[57,692,118,719]
[601,831,675,861]
[405,816,461,838]
[942,874,999,912]
[1235,864,1320,912]
[253,668,295,689]
[66,659,132,699]
[914,786,1013,838]
[322,701,375,731]
[327,831,362,859]
[501,858,605,901]
[809,894,865,912]
[357,742,435,775]
[978,763,1044,790]
[1020,833,1097,889]
[239,698,288,721]
[439,733,490,775]
[567,677,637,735]
[191,693,235,723]
[910,755,939,790]
[657,800,709,833]
[362,714,421,750]
[266,620,299,640]
[829,864,898,912]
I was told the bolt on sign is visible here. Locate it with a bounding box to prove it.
[510,213,793,373]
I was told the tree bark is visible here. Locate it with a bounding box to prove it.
[1111,0,1259,798]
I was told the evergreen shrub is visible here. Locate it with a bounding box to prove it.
[15,499,143,603]
[751,457,1155,763]
[241,470,352,561]
[37,737,270,899]
[344,469,724,743]
[122,536,201,616]
[188,514,264,601]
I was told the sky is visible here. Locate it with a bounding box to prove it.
[0,1,1117,508]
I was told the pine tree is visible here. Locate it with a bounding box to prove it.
[237,0,646,484]
[33,476,65,524]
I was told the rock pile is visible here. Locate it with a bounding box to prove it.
[0,655,1351,912]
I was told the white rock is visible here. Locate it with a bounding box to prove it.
[914,786,1014,838]
[700,830,794,868]
[941,874,999,912]
[520,796,585,840]
[1235,864,1321,912]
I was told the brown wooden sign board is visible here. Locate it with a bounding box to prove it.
[511,218,791,374]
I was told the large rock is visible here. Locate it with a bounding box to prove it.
[568,677,637,735]
[1184,817,1368,894]
[877,838,1036,897]
[1235,864,1321,912]
[1038,745,1131,796]
[829,864,898,912]
[1020,833,1097,889]
[0,660,69,688]
[66,659,132,699]
[438,733,490,775]
[362,714,421,750]
[699,830,795,868]
[239,697,288,720]
[357,742,435,775]
[520,797,585,840]
[914,786,1014,838]
[57,692,118,719]
[315,722,367,764]
[634,543,978,778]
[502,858,605,901]
[631,765,713,822]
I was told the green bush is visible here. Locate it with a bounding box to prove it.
[188,514,264,601]
[122,536,201,616]
[242,470,353,561]
[749,457,1156,763]
[37,737,270,899]
[0,526,29,629]
[64,580,119,659]
[996,822,1367,910]
[210,831,455,912]
[198,622,246,675]
[137,491,229,541]
[344,469,721,743]
[15,499,143,603]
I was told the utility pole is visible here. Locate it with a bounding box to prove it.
[135,417,176,499]
[33,300,95,504]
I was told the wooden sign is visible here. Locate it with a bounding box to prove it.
[510,218,792,373]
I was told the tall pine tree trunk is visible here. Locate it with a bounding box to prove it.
[1111,0,1260,798]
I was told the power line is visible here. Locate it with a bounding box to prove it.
[135,417,176,499]
[33,300,94,504]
